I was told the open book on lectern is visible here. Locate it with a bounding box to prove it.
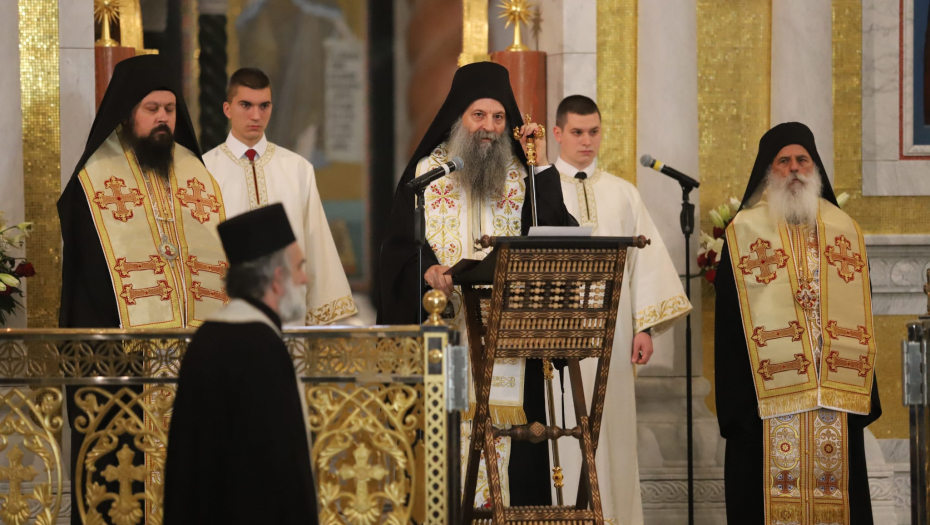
[445,227,646,286]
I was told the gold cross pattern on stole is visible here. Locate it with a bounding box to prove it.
[737,238,789,284]
[824,235,865,283]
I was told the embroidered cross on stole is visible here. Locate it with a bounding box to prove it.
[78,129,229,328]
[726,198,876,525]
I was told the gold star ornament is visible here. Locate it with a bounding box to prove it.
[497,0,536,52]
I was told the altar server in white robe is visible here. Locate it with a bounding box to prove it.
[204,68,357,325]
[552,95,692,525]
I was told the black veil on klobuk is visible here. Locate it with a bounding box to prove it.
[58,55,201,328]
[737,121,837,209]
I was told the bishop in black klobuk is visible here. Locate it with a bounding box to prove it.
[164,203,318,525]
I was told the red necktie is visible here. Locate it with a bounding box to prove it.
[245,149,260,205]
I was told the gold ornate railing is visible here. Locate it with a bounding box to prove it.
[0,325,461,525]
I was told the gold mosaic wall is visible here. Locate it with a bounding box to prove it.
[696,0,772,412]
[18,0,62,328]
[596,0,637,184]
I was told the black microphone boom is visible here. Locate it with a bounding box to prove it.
[640,154,700,189]
[405,157,465,193]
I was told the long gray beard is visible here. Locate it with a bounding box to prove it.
[764,166,823,226]
[445,119,511,201]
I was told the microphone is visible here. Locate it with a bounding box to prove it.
[405,157,465,193]
[640,154,700,189]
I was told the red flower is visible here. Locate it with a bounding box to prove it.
[706,250,717,265]
[697,253,707,267]
[14,262,35,278]
[705,269,717,285]
[713,227,725,238]
[0,286,13,297]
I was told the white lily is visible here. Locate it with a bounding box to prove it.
[15,222,33,235]
[709,209,725,229]
[729,197,741,212]
[0,282,6,292]
[0,274,19,288]
[700,230,716,247]
[716,203,733,223]
[712,237,725,254]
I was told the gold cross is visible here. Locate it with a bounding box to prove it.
[757,353,812,381]
[338,443,388,514]
[119,280,173,305]
[93,176,145,222]
[113,255,167,278]
[751,321,805,347]
[824,235,865,283]
[101,445,146,525]
[186,256,229,278]
[0,445,38,523]
[825,350,872,377]
[737,238,789,284]
[176,178,221,224]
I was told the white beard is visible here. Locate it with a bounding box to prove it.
[279,283,307,325]
[765,166,823,226]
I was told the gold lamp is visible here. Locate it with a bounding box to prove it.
[498,0,535,52]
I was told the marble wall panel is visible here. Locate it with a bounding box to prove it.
[771,0,834,182]
[862,0,930,196]
[1,0,26,328]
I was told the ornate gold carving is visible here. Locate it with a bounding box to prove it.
[286,335,423,378]
[0,328,445,525]
[308,384,419,525]
[0,388,63,525]
[73,386,172,525]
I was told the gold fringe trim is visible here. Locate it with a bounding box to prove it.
[814,504,848,524]
[461,404,527,426]
[758,390,819,419]
[819,388,872,416]
[769,501,802,523]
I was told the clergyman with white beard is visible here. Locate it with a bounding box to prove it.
[713,122,881,524]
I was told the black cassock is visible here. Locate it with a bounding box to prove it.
[379,62,577,506]
[714,122,882,525]
[163,298,318,525]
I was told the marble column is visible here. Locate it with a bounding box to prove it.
[0,0,25,328]
[59,0,95,191]
[771,0,834,182]
[537,0,597,163]
[636,1,724,523]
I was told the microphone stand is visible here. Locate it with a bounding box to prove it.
[415,188,427,322]
[678,183,696,525]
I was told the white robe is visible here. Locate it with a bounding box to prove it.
[553,157,691,524]
[204,133,357,325]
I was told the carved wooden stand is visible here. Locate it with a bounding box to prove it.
[457,236,648,525]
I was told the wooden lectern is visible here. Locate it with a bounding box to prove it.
[455,235,649,525]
